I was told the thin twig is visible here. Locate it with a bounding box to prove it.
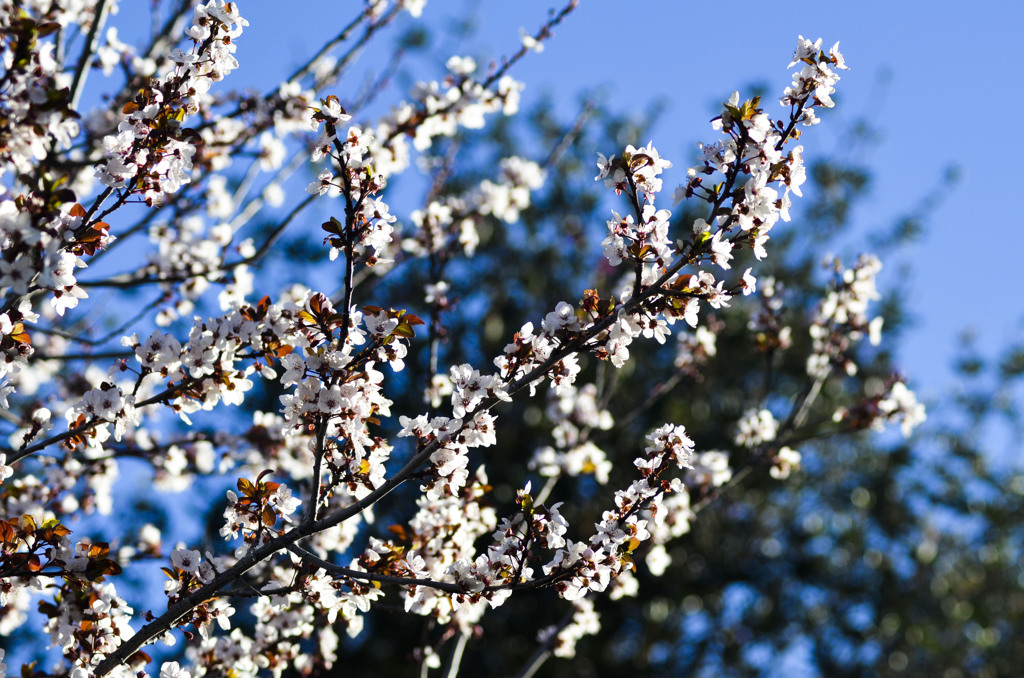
[514,611,574,678]
[284,543,463,594]
[443,631,471,678]
[69,0,112,110]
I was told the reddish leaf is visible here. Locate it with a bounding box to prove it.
[19,514,37,534]
[0,520,16,544]
[8,323,29,345]
[393,322,417,339]
[92,559,122,577]
[236,477,255,497]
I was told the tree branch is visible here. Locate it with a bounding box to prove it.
[68,0,112,111]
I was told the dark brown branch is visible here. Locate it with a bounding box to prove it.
[68,0,112,110]
[284,543,464,594]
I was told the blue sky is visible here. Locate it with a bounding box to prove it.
[229,0,1022,410]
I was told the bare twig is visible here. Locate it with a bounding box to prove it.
[68,0,112,110]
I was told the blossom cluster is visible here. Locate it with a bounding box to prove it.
[389,468,498,627]
[806,254,887,379]
[398,399,502,501]
[543,423,694,601]
[365,54,525,178]
[96,2,249,203]
[833,376,927,438]
[530,383,614,484]
[537,598,601,659]
[0,3,81,176]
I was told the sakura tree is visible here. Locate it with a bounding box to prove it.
[0,1,926,676]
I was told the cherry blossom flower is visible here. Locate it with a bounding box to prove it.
[734,408,779,448]
[171,548,202,575]
[160,661,191,678]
